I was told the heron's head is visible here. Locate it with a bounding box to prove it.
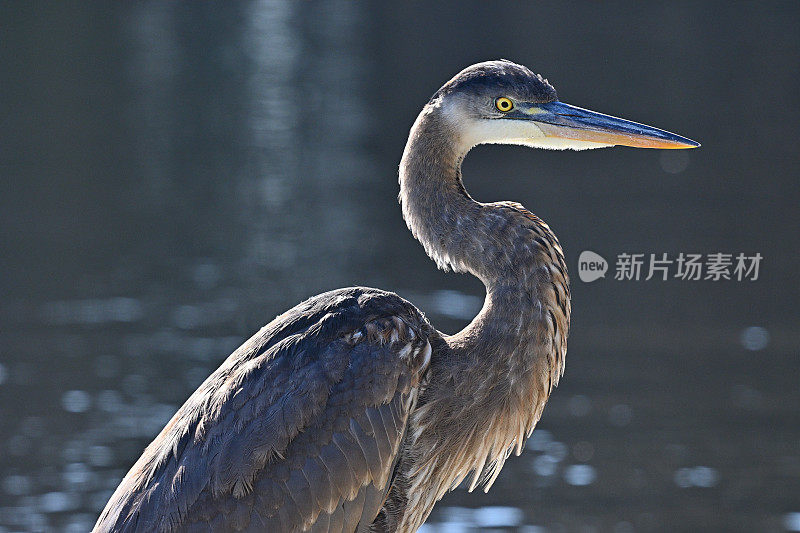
[429,60,699,152]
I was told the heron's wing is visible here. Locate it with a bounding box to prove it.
[94,288,433,533]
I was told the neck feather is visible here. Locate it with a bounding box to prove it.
[399,102,570,382]
[396,104,572,527]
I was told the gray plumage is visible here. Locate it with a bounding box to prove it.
[96,58,698,532]
[96,288,437,532]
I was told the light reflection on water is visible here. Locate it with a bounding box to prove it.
[419,505,531,532]
[785,513,800,532]
[1,2,381,530]
[41,298,145,326]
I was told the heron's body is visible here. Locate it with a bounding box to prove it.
[95,61,697,532]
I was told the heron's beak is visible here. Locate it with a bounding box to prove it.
[518,101,699,149]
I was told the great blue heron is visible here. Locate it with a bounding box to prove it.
[95,60,698,532]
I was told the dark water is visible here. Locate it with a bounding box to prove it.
[1,2,799,531]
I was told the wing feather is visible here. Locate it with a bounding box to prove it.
[327,504,344,532]
[340,486,366,532]
[307,509,330,533]
[348,417,383,482]
[94,287,434,533]
[364,407,394,467]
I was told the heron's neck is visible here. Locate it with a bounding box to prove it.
[396,108,569,522]
[399,108,569,383]
[399,108,479,276]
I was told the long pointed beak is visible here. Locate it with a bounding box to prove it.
[520,101,699,149]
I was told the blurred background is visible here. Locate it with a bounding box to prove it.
[1,2,799,531]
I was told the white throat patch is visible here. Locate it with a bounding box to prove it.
[460,117,611,151]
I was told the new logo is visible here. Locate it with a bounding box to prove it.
[578,251,608,283]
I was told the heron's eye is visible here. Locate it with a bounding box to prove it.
[495,97,514,112]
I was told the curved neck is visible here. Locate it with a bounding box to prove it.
[395,104,570,528]
[399,106,570,384]
[399,107,478,276]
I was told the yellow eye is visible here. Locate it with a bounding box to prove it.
[495,97,513,112]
